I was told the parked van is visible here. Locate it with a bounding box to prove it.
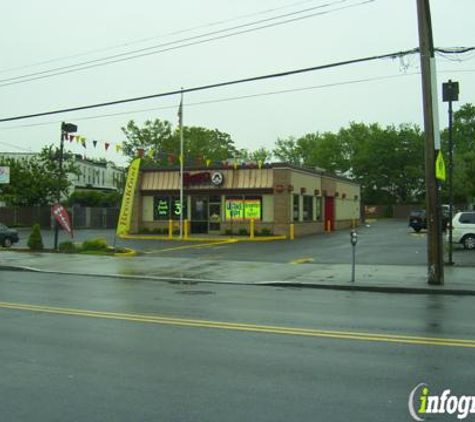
[450,211,475,250]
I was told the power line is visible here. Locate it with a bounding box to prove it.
[0,48,418,123]
[0,0,374,88]
[0,72,421,131]
[0,0,329,75]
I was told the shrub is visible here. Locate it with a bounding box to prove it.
[58,240,77,253]
[152,228,164,234]
[260,228,273,236]
[139,227,151,234]
[238,228,248,236]
[224,229,234,236]
[27,224,44,251]
[82,238,109,251]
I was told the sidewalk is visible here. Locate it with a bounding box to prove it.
[1,251,474,295]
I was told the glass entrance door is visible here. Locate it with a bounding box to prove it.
[209,203,221,232]
[191,196,208,234]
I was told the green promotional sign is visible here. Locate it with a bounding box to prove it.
[225,199,261,220]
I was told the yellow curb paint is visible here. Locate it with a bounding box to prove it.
[291,258,315,264]
[113,249,138,257]
[0,301,474,349]
[118,234,287,242]
[155,239,237,252]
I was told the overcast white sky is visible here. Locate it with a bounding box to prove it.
[0,0,474,166]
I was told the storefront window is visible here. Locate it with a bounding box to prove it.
[293,194,300,222]
[154,196,170,220]
[225,196,262,221]
[315,197,322,221]
[153,196,187,220]
[303,196,313,221]
[171,196,187,220]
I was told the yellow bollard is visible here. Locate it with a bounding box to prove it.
[326,220,332,232]
[250,219,255,240]
[168,219,173,240]
[184,219,189,240]
[290,224,295,240]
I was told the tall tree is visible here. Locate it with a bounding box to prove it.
[0,146,79,206]
[121,119,237,167]
[441,103,475,205]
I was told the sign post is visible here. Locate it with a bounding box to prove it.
[442,79,459,266]
[350,230,358,282]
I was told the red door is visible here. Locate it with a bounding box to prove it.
[324,197,334,231]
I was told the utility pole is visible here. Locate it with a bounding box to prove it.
[416,0,444,285]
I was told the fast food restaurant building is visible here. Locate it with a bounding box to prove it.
[129,163,361,237]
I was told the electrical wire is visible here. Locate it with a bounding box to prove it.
[0,0,375,88]
[0,47,418,123]
[0,72,420,131]
[0,0,329,75]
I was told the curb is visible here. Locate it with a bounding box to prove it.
[1,265,474,296]
[259,282,475,296]
[119,234,287,242]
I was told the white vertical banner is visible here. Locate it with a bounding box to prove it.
[0,166,10,184]
[430,57,441,150]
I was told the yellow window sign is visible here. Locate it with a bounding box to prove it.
[244,200,261,220]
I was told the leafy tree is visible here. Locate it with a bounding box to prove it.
[121,119,238,167]
[0,145,79,206]
[68,190,122,207]
[231,147,273,164]
[274,122,425,204]
[340,122,425,204]
[273,136,302,165]
[441,103,475,206]
[250,147,273,163]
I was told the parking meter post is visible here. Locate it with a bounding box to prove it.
[350,230,358,283]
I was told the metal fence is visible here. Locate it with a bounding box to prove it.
[0,206,119,229]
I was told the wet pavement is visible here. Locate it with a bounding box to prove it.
[1,250,474,295]
[13,219,475,267]
[1,271,474,422]
[4,219,475,294]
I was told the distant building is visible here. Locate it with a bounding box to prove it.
[71,155,124,193]
[0,151,125,194]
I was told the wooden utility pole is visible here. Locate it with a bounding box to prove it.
[416,0,444,285]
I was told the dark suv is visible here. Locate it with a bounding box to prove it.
[408,209,449,232]
[0,223,19,247]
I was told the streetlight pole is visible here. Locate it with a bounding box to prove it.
[442,80,459,266]
[54,122,77,250]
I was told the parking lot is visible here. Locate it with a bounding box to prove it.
[9,219,475,267]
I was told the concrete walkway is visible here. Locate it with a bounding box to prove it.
[1,250,474,295]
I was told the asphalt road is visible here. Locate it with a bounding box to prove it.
[14,219,475,266]
[0,271,474,421]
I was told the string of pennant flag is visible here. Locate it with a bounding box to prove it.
[61,133,270,169]
[63,133,123,153]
